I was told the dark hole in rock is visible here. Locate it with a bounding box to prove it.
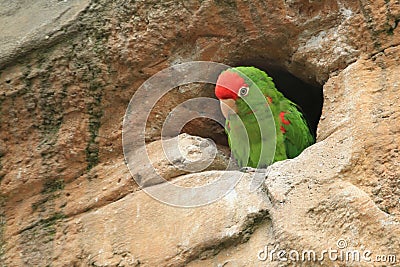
[146,84,228,145]
[150,63,323,152]
[232,61,324,137]
[181,117,228,146]
[181,63,323,145]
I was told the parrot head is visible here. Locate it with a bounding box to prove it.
[215,70,251,118]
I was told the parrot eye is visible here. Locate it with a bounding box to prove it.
[239,86,249,97]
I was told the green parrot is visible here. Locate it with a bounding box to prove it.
[214,66,314,168]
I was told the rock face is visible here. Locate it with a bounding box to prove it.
[0,0,399,266]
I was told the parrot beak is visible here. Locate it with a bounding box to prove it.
[220,99,238,118]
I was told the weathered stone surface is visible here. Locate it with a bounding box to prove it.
[129,133,232,187]
[0,0,90,68]
[58,172,270,266]
[319,47,400,218]
[0,0,399,266]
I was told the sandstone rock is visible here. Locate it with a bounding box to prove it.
[0,0,90,68]
[0,0,399,266]
[62,172,270,266]
[128,133,232,188]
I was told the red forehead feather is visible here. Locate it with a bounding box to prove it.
[215,71,245,100]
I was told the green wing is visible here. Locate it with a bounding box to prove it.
[281,102,315,158]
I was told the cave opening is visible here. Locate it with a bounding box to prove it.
[231,60,324,137]
[181,62,323,148]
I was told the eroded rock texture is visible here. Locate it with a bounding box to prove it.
[0,0,399,266]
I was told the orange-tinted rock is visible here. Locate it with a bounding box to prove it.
[0,0,399,266]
